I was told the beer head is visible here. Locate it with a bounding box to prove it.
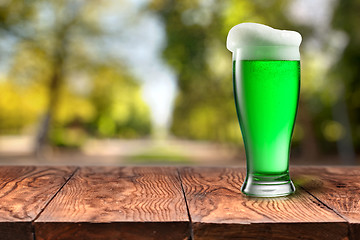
[226,23,302,60]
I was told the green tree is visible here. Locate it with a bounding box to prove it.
[0,0,151,154]
[151,0,240,143]
[151,0,310,143]
[332,0,360,151]
[151,0,349,163]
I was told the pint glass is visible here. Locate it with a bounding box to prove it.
[233,48,300,197]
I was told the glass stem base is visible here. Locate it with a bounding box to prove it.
[241,173,295,197]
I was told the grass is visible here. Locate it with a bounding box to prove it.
[127,145,192,164]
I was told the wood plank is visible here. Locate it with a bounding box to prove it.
[293,167,360,240]
[0,222,33,240]
[34,167,190,240]
[0,166,77,240]
[179,167,349,240]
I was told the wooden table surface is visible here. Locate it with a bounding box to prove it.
[0,166,359,240]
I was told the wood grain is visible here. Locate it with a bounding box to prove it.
[179,167,349,240]
[0,222,32,240]
[1,166,359,239]
[293,167,360,240]
[34,167,190,240]
[0,166,77,240]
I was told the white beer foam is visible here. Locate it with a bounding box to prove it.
[227,23,302,60]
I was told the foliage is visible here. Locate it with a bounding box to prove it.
[331,0,360,148]
[151,0,295,144]
[0,0,151,148]
[151,0,360,155]
[0,79,47,134]
[1,0,359,156]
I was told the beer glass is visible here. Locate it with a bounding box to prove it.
[233,47,300,197]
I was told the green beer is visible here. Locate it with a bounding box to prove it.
[233,60,300,196]
[227,23,302,197]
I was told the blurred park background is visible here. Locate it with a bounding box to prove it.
[0,0,359,165]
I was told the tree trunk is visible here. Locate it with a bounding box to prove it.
[297,100,320,162]
[33,38,66,158]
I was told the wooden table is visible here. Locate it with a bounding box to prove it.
[0,166,359,240]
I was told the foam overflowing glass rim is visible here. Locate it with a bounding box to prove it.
[227,23,302,61]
